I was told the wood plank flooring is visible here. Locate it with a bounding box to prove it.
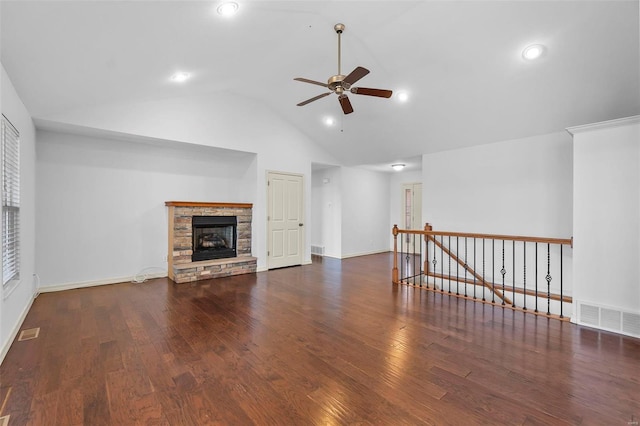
[1,253,639,425]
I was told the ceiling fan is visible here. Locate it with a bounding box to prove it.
[294,23,393,115]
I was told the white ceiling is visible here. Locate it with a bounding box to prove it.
[1,1,638,168]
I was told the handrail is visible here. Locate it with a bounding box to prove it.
[393,228,572,245]
[426,230,572,246]
[392,223,573,321]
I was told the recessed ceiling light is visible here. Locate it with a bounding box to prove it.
[522,44,545,60]
[391,163,406,171]
[170,72,191,83]
[396,91,409,102]
[323,116,335,126]
[217,2,239,16]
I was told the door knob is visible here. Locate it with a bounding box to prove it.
[299,223,304,227]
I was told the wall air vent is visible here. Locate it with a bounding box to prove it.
[622,312,640,336]
[600,308,621,330]
[577,301,640,338]
[579,303,599,326]
[311,245,325,256]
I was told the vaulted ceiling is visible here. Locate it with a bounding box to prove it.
[1,1,638,167]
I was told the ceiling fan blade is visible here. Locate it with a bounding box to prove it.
[338,94,354,114]
[342,66,370,86]
[350,87,393,98]
[294,77,329,88]
[297,92,331,106]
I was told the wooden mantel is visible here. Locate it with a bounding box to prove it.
[165,201,253,209]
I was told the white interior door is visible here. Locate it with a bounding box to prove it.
[268,172,304,269]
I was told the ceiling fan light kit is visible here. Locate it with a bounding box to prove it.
[294,23,393,115]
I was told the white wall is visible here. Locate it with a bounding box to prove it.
[341,167,391,258]
[0,64,37,362]
[311,166,342,258]
[36,92,339,271]
[422,131,573,237]
[571,117,640,317]
[36,130,257,288]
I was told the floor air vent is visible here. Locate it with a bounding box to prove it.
[578,302,640,338]
[18,327,40,341]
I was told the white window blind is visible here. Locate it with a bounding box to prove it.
[2,114,20,288]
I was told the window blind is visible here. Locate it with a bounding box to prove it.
[2,114,20,287]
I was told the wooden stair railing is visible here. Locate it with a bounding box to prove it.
[392,223,573,321]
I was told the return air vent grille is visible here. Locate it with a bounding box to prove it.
[311,245,325,256]
[578,301,640,338]
[580,304,599,326]
[622,312,640,336]
[600,308,621,330]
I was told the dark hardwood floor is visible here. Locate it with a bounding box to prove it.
[1,253,638,425]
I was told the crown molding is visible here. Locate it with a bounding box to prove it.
[566,115,640,135]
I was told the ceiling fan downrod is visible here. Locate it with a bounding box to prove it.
[335,23,345,77]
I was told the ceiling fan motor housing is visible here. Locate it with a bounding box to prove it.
[328,74,348,93]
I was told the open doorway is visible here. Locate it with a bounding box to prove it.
[401,183,422,253]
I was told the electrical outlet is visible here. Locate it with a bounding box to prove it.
[163,255,168,262]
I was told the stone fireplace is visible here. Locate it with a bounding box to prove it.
[165,201,257,283]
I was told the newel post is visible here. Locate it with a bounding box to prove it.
[392,225,399,284]
[424,223,432,276]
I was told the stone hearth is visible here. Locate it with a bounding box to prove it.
[165,201,257,283]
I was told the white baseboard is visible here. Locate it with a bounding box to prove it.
[38,272,167,293]
[258,259,312,272]
[0,292,36,365]
[323,254,341,259]
[338,249,391,259]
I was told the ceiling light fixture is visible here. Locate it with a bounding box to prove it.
[522,44,545,60]
[396,91,409,102]
[323,116,335,126]
[170,72,191,83]
[391,164,405,171]
[217,2,239,16]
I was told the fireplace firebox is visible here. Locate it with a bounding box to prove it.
[192,216,237,262]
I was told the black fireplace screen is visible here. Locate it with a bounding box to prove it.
[192,216,237,261]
